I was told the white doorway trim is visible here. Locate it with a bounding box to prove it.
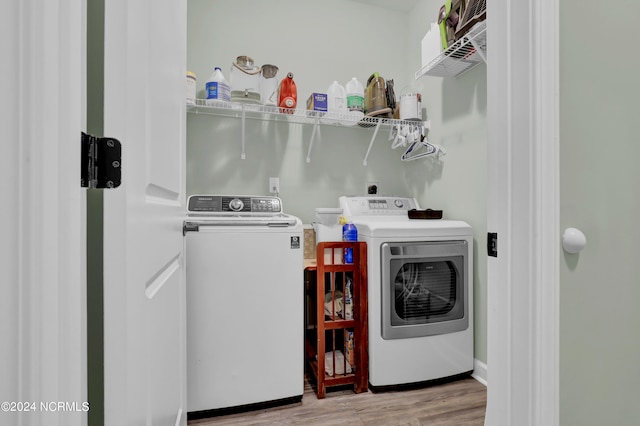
[485,1,560,425]
[1,1,87,425]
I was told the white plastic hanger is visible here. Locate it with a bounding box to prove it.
[389,121,442,161]
[401,136,446,161]
[391,122,425,149]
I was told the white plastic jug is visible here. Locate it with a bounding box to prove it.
[324,81,347,124]
[327,81,347,114]
[345,77,365,118]
[205,67,230,104]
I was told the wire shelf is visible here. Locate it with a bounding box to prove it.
[187,100,433,165]
[187,99,426,129]
[415,20,487,79]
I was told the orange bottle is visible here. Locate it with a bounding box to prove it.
[278,72,297,114]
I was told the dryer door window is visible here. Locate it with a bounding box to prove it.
[381,241,469,340]
[392,259,462,324]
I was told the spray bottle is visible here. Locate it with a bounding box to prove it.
[340,216,358,264]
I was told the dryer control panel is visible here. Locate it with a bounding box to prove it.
[339,196,419,216]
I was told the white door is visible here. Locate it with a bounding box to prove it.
[558,1,640,424]
[488,1,640,425]
[102,0,187,425]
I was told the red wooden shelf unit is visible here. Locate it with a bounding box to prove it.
[304,241,368,399]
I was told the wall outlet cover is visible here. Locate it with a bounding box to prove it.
[367,181,379,195]
[269,177,280,194]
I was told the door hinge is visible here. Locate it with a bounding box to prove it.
[183,221,200,236]
[487,232,498,257]
[81,132,121,189]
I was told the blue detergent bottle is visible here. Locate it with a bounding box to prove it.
[340,216,358,264]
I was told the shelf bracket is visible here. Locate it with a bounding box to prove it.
[362,119,382,166]
[305,118,320,163]
[469,37,487,63]
[240,104,246,159]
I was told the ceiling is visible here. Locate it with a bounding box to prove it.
[348,0,420,13]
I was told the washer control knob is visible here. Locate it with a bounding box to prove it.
[394,199,404,208]
[229,198,244,212]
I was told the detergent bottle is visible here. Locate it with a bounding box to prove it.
[205,67,231,105]
[278,72,297,114]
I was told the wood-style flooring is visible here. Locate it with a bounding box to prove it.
[188,376,486,426]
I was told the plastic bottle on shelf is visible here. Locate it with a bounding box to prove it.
[345,77,365,119]
[205,67,231,105]
[327,81,347,114]
[186,71,197,105]
[399,84,423,121]
[325,81,347,124]
[340,216,358,264]
[344,277,353,320]
[278,72,297,114]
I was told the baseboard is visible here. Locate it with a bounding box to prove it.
[187,395,303,420]
[472,358,487,386]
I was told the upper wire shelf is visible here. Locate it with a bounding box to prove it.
[187,101,436,166]
[415,20,487,79]
[187,99,426,129]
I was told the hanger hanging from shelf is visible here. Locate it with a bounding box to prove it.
[390,121,428,147]
[389,121,444,161]
[401,137,446,161]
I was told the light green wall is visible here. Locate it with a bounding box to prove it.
[559,1,640,424]
[187,0,488,364]
[408,0,488,366]
[187,0,412,223]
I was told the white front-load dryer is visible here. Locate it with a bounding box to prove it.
[339,196,473,388]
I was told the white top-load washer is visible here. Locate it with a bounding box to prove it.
[184,195,303,415]
[339,195,474,388]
